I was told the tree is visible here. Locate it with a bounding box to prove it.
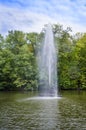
[74,33,86,89]
[0,31,38,90]
[26,32,39,55]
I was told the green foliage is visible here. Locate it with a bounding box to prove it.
[0,31,38,91]
[0,24,86,91]
[53,24,86,89]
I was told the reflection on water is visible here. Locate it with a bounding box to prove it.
[0,91,86,130]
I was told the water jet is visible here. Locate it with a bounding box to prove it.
[38,24,58,97]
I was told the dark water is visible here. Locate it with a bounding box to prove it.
[0,91,86,130]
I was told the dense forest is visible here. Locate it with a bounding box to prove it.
[0,24,86,91]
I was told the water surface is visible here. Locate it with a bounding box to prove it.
[0,91,86,130]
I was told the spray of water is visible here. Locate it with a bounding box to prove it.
[38,24,58,97]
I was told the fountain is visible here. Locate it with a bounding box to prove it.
[38,24,58,97]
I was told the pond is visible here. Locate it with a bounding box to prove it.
[0,91,86,130]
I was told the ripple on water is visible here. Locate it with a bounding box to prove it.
[18,96,62,102]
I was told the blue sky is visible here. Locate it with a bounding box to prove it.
[0,0,86,35]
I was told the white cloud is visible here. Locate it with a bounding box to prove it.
[0,3,56,34]
[0,0,86,36]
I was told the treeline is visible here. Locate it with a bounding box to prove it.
[0,24,86,91]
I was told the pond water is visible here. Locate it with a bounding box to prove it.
[0,91,86,130]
